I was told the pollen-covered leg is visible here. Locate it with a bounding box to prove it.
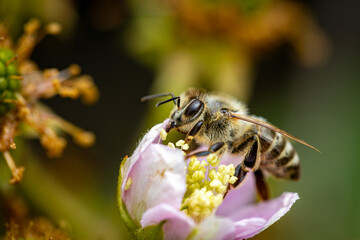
[186,142,225,158]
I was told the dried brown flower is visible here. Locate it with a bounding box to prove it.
[2,193,71,240]
[0,19,99,184]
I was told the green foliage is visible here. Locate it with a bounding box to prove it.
[137,223,164,240]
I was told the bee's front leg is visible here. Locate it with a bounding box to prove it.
[185,121,203,143]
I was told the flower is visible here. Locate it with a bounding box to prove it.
[0,19,99,184]
[117,119,299,239]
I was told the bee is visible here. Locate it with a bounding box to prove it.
[141,88,319,200]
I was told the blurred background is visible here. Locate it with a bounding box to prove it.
[0,0,359,239]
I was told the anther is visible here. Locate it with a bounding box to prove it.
[3,151,25,185]
[45,23,62,35]
[9,75,24,80]
[160,129,167,141]
[5,55,17,66]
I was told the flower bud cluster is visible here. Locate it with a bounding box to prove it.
[0,48,21,115]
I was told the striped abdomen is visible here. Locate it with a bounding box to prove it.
[258,127,300,180]
[230,125,300,180]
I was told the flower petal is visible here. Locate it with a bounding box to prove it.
[233,218,266,239]
[142,203,195,240]
[216,172,256,217]
[122,119,169,190]
[122,143,186,224]
[189,215,235,240]
[227,192,299,239]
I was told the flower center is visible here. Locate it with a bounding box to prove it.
[163,132,237,223]
[181,155,237,222]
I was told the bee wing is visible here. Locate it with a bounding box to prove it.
[229,112,320,152]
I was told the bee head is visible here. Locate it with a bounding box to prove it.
[168,97,205,133]
[140,90,205,133]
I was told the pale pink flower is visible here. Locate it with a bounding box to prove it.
[118,120,299,239]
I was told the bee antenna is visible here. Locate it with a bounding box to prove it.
[141,93,180,108]
[156,96,180,107]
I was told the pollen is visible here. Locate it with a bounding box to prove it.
[181,143,189,150]
[180,152,237,223]
[175,139,185,147]
[207,153,220,167]
[181,188,222,223]
[175,139,189,150]
[167,142,175,148]
[160,129,167,141]
[125,177,133,190]
[161,132,237,221]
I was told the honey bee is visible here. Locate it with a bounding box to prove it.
[141,88,319,200]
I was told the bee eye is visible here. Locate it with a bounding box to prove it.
[184,99,203,117]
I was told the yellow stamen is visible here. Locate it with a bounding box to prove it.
[175,140,185,147]
[182,187,222,223]
[229,176,237,185]
[207,153,220,167]
[160,129,167,141]
[181,143,189,150]
[163,134,238,222]
[181,153,238,222]
[167,142,175,148]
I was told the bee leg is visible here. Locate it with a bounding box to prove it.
[238,137,270,200]
[185,121,203,143]
[242,135,261,171]
[233,138,259,186]
[223,164,248,198]
[186,142,225,158]
[224,137,261,197]
[254,170,269,200]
